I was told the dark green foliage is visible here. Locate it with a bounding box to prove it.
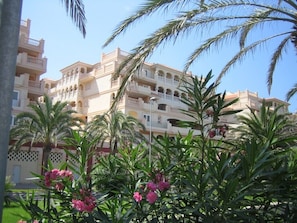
[4,176,15,206]
[16,71,297,222]
[10,94,83,174]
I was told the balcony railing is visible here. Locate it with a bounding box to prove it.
[127,82,152,94]
[28,80,43,95]
[29,80,41,88]
[17,53,47,73]
[145,121,168,129]
[18,35,44,53]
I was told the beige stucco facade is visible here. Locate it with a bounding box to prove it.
[44,48,203,139]
[7,19,51,185]
[44,48,290,141]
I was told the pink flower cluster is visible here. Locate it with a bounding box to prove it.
[72,188,96,213]
[133,171,170,204]
[44,169,73,191]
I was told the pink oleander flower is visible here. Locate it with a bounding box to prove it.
[147,182,158,191]
[133,191,143,203]
[59,170,73,180]
[84,196,96,212]
[155,172,164,182]
[72,199,85,212]
[158,181,170,191]
[49,169,60,180]
[72,196,96,213]
[72,188,96,213]
[33,221,39,223]
[146,191,158,204]
[17,220,27,223]
[44,169,73,188]
[55,182,65,191]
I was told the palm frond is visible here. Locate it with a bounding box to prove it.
[286,82,297,101]
[60,0,86,37]
[104,0,297,100]
[239,8,274,48]
[103,0,192,47]
[217,32,291,84]
[267,35,291,93]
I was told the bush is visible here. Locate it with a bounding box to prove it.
[4,176,15,206]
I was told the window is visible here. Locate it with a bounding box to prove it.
[12,91,19,107]
[158,115,161,123]
[143,114,150,122]
[158,104,166,111]
[11,115,16,126]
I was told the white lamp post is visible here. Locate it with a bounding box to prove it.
[149,97,157,166]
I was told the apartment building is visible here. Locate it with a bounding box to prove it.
[44,48,292,142]
[7,19,59,185]
[224,90,289,114]
[44,48,204,141]
[219,90,290,132]
[13,19,47,119]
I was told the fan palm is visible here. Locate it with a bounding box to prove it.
[104,0,297,102]
[86,110,146,154]
[9,95,83,174]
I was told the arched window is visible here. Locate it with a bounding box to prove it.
[158,70,165,81]
[158,86,164,93]
[166,89,172,100]
[174,91,180,101]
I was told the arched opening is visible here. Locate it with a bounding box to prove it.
[158,70,165,80]
[166,89,172,100]
[158,86,164,93]
[158,104,166,111]
[167,118,180,127]
[174,91,180,101]
[174,75,180,84]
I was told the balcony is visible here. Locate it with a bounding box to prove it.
[18,35,44,56]
[79,72,95,83]
[28,80,43,96]
[59,90,81,101]
[14,75,25,86]
[133,70,156,83]
[127,82,152,97]
[16,53,47,75]
[144,120,168,130]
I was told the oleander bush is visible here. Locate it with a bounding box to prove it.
[17,71,297,222]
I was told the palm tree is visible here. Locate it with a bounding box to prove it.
[233,101,297,149]
[103,0,297,102]
[86,110,146,154]
[10,95,83,174]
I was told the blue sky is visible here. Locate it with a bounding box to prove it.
[21,0,297,112]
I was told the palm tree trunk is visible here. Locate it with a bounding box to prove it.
[41,145,52,175]
[0,1,22,221]
[112,139,118,155]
